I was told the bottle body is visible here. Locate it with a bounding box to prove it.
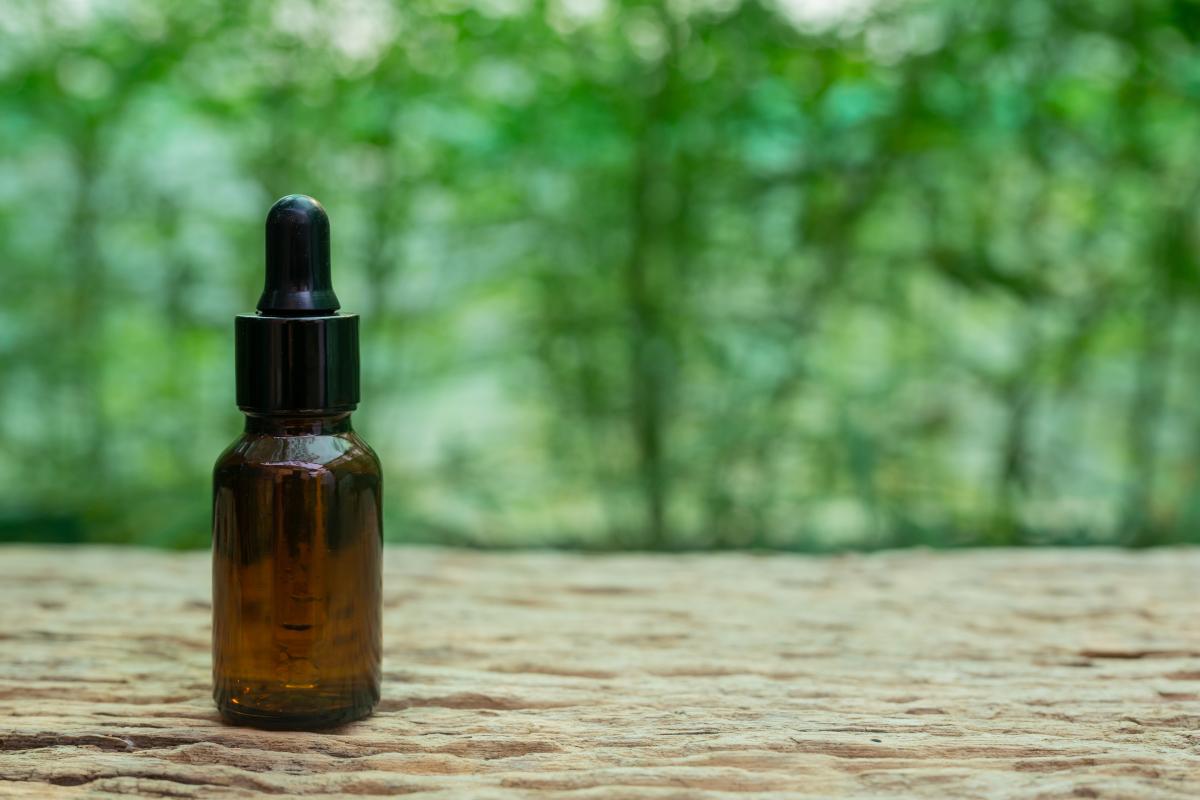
[212,413,382,729]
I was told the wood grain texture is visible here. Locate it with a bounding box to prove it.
[0,546,1197,799]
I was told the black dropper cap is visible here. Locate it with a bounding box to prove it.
[235,195,359,414]
[258,195,340,315]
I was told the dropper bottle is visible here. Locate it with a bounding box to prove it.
[211,195,383,729]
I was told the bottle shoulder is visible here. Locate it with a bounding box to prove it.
[348,430,382,470]
[214,428,380,479]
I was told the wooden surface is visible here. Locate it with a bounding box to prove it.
[0,546,1197,799]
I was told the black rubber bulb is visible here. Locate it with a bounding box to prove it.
[257,194,340,316]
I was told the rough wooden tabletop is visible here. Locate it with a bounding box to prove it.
[0,546,1197,799]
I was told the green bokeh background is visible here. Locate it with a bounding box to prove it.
[2,0,1199,550]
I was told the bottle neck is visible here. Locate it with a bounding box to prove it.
[244,412,352,436]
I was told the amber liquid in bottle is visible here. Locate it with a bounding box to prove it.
[212,412,382,728]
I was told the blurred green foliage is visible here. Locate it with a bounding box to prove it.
[2,0,1200,549]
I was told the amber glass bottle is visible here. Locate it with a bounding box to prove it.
[212,195,382,729]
